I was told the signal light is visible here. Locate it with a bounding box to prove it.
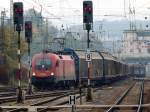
[25,21,32,43]
[13,2,23,25]
[83,1,93,23]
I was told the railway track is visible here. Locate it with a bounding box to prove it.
[136,81,144,112]
[5,90,79,112]
[105,81,144,112]
[3,87,101,112]
[0,92,16,97]
[35,87,100,112]
[0,79,140,112]
[0,90,76,105]
[0,86,16,92]
[0,87,18,98]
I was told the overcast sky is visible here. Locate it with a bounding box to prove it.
[0,0,150,27]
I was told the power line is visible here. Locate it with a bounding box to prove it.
[30,0,60,18]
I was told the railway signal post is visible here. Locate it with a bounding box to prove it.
[25,21,33,95]
[13,2,24,103]
[83,0,93,101]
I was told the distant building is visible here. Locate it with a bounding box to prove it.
[122,30,150,54]
[120,30,150,64]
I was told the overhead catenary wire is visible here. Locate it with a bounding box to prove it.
[22,0,62,21]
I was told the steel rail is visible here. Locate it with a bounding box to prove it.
[0,90,73,104]
[105,82,136,112]
[136,81,144,112]
[6,90,79,112]
[37,87,109,112]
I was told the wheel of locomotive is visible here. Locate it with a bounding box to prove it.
[65,81,70,89]
[70,80,76,89]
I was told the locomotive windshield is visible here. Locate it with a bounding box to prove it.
[35,58,51,70]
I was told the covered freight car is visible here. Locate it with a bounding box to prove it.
[58,48,129,86]
[146,63,150,77]
[129,64,145,77]
[132,64,145,77]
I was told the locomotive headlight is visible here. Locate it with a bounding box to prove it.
[51,72,54,76]
[32,72,36,76]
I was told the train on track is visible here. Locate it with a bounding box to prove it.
[31,48,133,88]
[32,51,76,88]
[129,64,145,77]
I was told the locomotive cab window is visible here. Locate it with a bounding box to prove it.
[70,55,74,59]
[56,60,59,67]
[59,55,63,59]
[35,58,51,70]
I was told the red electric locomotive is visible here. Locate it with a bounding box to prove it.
[31,52,76,88]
